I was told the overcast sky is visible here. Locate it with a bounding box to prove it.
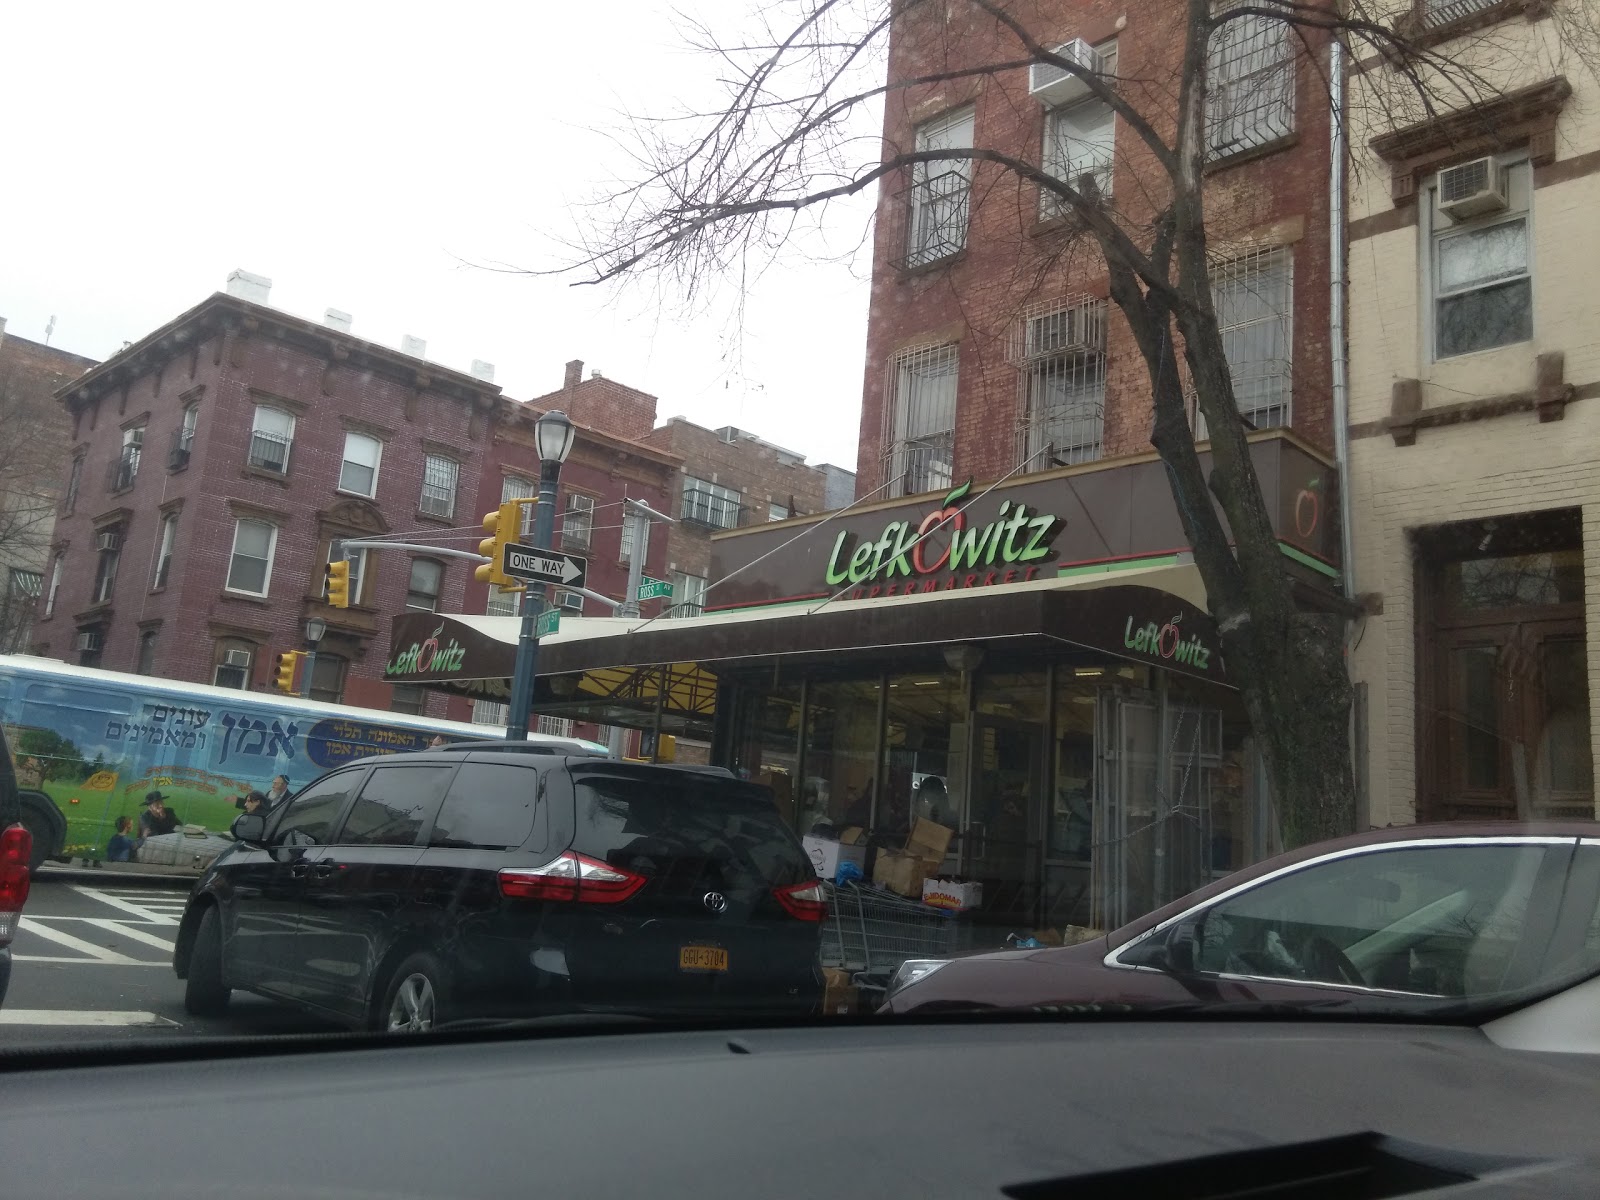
[1,1,877,470]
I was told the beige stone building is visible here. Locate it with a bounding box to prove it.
[1345,2,1600,826]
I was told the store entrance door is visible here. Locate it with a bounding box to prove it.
[964,717,1045,928]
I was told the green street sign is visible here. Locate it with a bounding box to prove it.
[636,576,673,601]
[536,608,561,638]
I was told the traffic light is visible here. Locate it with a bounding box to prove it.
[271,651,302,695]
[475,499,529,587]
[325,559,352,609]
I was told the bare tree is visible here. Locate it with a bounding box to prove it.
[0,361,73,651]
[555,0,1596,847]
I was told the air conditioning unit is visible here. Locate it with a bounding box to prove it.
[222,648,252,669]
[95,530,121,553]
[1029,39,1104,108]
[168,445,190,471]
[1021,301,1106,360]
[75,631,103,652]
[1436,157,1508,222]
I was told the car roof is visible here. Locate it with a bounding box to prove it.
[1108,820,1600,950]
[374,750,737,780]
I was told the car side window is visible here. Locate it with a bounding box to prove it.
[271,774,358,849]
[335,765,455,847]
[1188,843,1549,997]
[428,763,542,851]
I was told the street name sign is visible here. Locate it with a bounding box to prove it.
[535,608,561,637]
[636,576,673,602]
[502,544,587,588]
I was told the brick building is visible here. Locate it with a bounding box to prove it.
[1344,5,1600,825]
[35,281,502,714]
[857,0,1334,499]
[642,417,842,616]
[0,321,96,651]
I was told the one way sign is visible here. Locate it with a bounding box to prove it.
[502,543,587,589]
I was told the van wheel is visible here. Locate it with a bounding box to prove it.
[184,906,231,1016]
[377,952,448,1034]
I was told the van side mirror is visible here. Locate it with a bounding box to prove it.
[231,813,267,845]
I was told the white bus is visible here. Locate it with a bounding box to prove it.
[0,655,606,871]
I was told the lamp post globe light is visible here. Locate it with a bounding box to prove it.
[300,617,328,700]
[505,410,576,741]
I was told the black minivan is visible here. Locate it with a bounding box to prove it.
[174,750,826,1031]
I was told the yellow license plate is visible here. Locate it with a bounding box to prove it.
[679,945,728,972]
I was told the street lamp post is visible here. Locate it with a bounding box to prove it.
[505,409,576,741]
[301,617,327,700]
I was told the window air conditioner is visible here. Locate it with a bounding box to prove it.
[1024,302,1106,359]
[1028,39,1104,108]
[75,631,103,652]
[95,530,121,552]
[223,648,252,669]
[1436,157,1508,222]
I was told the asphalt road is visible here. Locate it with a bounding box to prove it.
[2,866,340,1049]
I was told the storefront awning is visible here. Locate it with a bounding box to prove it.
[385,562,1226,704]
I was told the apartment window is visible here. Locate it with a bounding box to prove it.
[226,518,277,596]
[769,502,789,522]
[553,588,585,615]
[309,654,347,705]
[621,515,650,565]
[905,106,975,269]
[338,432,383,497]
[77,631,104,671]
[152,512,178,590]
[135,630,157,676]
[1017,301,1108,467]
[1422,0,1501,26]
[212,640,255,689]
[420,454,458,518]
[562,493,595,550]
[111,426,143,491]
[171,402,199,469]
[472,699,509,726]
[681,477,743,530]
[249,405,295,474]
[670,571,707,618]
[885,343,958,497]
[502,475,537,537]
[407,558,443,611]
[538,715,574,738]
[1041,42,1117,214]
[486,584,521,617]
[390,684,427,716]
[44,554,62,618]
[1431,159,1532,359]
[1211,248,1293,430]
[1206,3,1294,159]
[92,528,122,605]
[2,569,41,653]
[324,544,367,607]
[64,454,84,515]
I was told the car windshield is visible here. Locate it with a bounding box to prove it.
[6,0,1600,1066]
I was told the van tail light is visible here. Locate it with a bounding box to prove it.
[0,824,33,945]
[499,852,646,905]
[773,880,828,921]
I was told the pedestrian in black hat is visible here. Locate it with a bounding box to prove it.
[139,790,181,838]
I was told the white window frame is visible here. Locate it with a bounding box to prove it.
[226,518,278,597]
[1208,247,1294,432]
[116,426,144,489]
[420,454,459,518]
[1041,42,1117,215]
[249,406,295,474]
[1205,3,1295,160]
[322,544,367,606]
[681,477,743,530]
[180,401,200,448]
[92,539,120,605]
[45,554,62,618]
[907,105,975,268]
[769,502,790,522]
[885,343,959,498]
[670,571,707,618]
[1018,301,1108,468]
[153,512,178,590]
[338,431,383,498]
[1426,157,1533,362]
[502,475,537,537]
[406,558,443,612]
[562,493,595,550]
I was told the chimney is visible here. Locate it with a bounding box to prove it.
[564,359,583,390]
[470,360,495,383]
[400,334,427,358]
[225,269,272,305]
[323,308,353,333]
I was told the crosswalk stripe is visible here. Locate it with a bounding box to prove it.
[67,884,182,925]
[12,956,168,966]
[17,919,143,964]
[78,918,178,953]
[0,1009,179,1026]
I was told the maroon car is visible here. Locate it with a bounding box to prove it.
[881,822,1600,1019]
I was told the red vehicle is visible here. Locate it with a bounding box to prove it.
[881,823,1600,1026]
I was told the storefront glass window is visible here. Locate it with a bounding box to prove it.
[881,673,966,849]
[970,672,1048,930]
[1045,670,1097,930]
[729,681,803,829]
[799,679,881,834]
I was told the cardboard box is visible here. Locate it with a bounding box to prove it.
[821,967,859,1016]
[873,818,954,899]
[802,826,867,883]
[922,878,983,912]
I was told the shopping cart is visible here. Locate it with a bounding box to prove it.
[820,881,959,1002]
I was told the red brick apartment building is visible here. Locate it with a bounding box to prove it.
[858,0,1335,498]
[33,280,677,724]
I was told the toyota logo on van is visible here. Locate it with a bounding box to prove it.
[703,892,728,914]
